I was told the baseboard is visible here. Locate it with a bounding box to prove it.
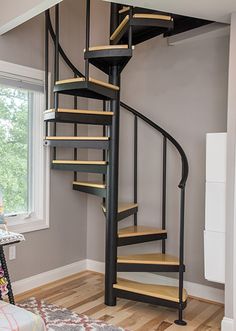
[12,258,224,304]
[86,259,224,304]
[221,317,234,331]
[12,259,86,295]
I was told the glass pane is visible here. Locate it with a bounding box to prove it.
[0,85,30,215]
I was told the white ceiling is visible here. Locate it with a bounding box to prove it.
[105,0,236,23]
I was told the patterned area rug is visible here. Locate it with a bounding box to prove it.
[18,298,127,331]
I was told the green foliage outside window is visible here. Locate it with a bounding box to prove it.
[0,86,30,215]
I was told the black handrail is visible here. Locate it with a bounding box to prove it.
[120,102,189,188]
[46,9,189,189]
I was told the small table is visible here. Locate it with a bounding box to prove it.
[0,241,20,304]
[0,229,25,305]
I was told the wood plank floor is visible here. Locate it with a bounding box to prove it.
[16,271,224,330]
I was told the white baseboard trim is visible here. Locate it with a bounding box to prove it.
[12,259,86,295]
[221,317,234,331]
[86,259,224,304]
[12,258,224,304]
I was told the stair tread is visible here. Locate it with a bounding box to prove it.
[110,13,172,41]
[119,6,131,14]
[113,278,187,303]
[102,202,138,214]
[88,45,129,51]
[55,77,119,91]
[53,160,107,165]
[133,13,172,21]
[45,136,109,141]
[73,181,106,189]
[44,109,113,116]
[117,253,179,265]
[118,226,167,238]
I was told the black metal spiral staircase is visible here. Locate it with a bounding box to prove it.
[43,2,193,325]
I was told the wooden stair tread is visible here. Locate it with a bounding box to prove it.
[113,279,187,303]
[73,181,106,189]
[44,109,113,116]
[133,13,172,21]
[45,136,109,141]
[52,160,107,165]
[117,253,179,265]
[55,77,119,91]
[110,15,129,41]
[110,13,172,41]
[118,226,167,238]
[102,202,138,214]
[119,6,131,14]
[87,45,129,51]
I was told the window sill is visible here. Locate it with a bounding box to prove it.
[7,217,49,234]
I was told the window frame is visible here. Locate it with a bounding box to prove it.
[0,60,50,234]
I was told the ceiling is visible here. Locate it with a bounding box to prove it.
[104,0,236,23]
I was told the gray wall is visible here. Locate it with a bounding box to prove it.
[86,0,229,288]
[0,0,88,282]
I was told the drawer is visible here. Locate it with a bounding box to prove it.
[205,182,226,232]
[206,133,227,183]
[204,230,225,284]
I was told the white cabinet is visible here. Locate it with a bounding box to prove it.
[204,133,226,284]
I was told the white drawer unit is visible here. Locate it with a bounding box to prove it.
[204,133,226,284]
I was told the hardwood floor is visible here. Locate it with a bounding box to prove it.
[16,270,224,330]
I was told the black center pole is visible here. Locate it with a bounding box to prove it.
[105,3,120,307]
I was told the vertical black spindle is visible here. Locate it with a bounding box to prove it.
[103,100,107,205]
[85,0,91,80]
[134,115,138,226]
[74,75,78,182]
[54,4,59,109]
[128,7,133,49]
[53,4,59,160]
[45,11,49,137]
[174,186,187,326]
[162,136,167,254]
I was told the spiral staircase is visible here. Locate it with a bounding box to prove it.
[42,2,201,325]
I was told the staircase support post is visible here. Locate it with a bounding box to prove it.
[105,65,120,306]
[105,3,120,306]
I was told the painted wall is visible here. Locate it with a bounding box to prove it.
[87,0,229,288]
[0,0,88,282]
[0,0,62,34]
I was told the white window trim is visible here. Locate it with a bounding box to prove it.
[0,60,50,234]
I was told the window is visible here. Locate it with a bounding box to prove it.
[0,61,50,233]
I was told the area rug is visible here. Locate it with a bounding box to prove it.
[18,298,127,331]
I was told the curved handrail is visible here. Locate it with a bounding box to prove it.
[46,10,189,189]
[120,102,188,188]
